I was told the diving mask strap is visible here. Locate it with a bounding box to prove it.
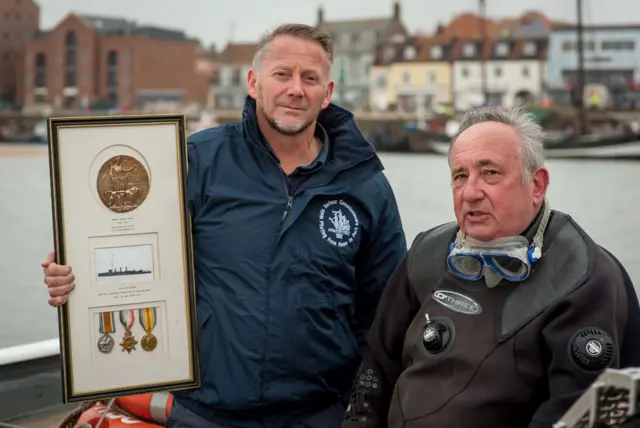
[529,199,551,262]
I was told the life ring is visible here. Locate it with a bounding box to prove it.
[75,402,162,427]
[115,392,173,425]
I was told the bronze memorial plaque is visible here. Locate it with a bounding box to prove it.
[97,155,150,213]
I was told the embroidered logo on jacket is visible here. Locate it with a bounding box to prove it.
[432,289,482,315]
[319,199,359,247]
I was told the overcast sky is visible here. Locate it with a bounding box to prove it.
[37,0,640,48]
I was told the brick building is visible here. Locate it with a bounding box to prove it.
[0,0,40,108]
[210,42,257,109]
[22,13,210,110]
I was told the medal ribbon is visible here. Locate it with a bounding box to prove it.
[119,310,135,331]
[99,312,115,334]
[139,307,156,333]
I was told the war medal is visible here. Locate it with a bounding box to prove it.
[139,307,158,351]
[119,310,138,353]
[97,311,116,353]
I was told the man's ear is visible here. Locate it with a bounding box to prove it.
[531,167,550,206]
[247,68,258,99]
[321,80,334,109]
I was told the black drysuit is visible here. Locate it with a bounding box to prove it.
[342,209,640,428]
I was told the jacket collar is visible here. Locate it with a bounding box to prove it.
[240,96,380,173]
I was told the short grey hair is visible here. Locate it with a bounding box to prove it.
[448,106,546,183]
[252,23,334,72]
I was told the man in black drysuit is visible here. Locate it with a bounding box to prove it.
[341,106,640,428]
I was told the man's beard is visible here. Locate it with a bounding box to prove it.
[257,87,318,136]
[262,109,315,136]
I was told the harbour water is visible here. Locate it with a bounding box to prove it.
[1,144,639,349]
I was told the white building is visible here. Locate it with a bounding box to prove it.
[316,2,409,110]
[452,38,548,110]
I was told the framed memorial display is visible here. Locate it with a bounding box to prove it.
[46,114,200,403]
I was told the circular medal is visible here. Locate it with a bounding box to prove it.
[97,333,114,353]
[96,155,150,213]
[141,333,157,351]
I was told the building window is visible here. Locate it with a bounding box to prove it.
[34,52,46,87]
[428,71,436,85]
[523,42,536,56]
[350,57,359,80]
[361,57,371,78]
[107,50,118,105]
[562,40,595,51]
[231,68,241,85]
[495,43,508,56]
[64,30,77,87]
[403,71,410,84]
[404,46,416,60]
[383,47,395,63]
[494,67,502,77]
[430,45,442,59]
[334,56,347,83]
[522,66,530,77]
[461,67,469,78]
[463,43,475,57]
[601,40,635,51]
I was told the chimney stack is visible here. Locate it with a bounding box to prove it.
[393,2,400,20]
[317,6,324,25]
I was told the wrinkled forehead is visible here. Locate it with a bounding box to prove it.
[450,121,522,169]
[262,36,331,73]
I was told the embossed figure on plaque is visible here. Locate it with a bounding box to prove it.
[97,311,116,353]
[119,310,138,353]
[97,155,150,213]
[139,307,158,351]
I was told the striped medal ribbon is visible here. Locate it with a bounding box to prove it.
[97,312,115,353]
[118,310,138,354]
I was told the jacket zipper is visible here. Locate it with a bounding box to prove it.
[274,150,378,223]
[282,196,294,221]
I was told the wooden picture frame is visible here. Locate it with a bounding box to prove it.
[46,114,200,403]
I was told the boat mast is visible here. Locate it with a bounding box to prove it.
[576,0,589,134]
[478,0,488,105]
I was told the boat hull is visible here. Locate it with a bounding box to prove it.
[429,137,640,160]
[542,138,640,159]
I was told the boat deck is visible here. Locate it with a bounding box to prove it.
[0,404,77,428]
[0,355,79,428]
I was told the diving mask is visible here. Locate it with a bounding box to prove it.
[446,201,551,285]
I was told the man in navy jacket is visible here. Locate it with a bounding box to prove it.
[42,23,407,428]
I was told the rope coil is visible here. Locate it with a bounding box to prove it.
[57,398,120,428]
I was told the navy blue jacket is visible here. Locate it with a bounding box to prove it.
[172,97,407,427]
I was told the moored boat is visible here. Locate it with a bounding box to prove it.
[426,130,640,160]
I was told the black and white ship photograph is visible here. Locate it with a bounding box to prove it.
[94,244,154,285]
